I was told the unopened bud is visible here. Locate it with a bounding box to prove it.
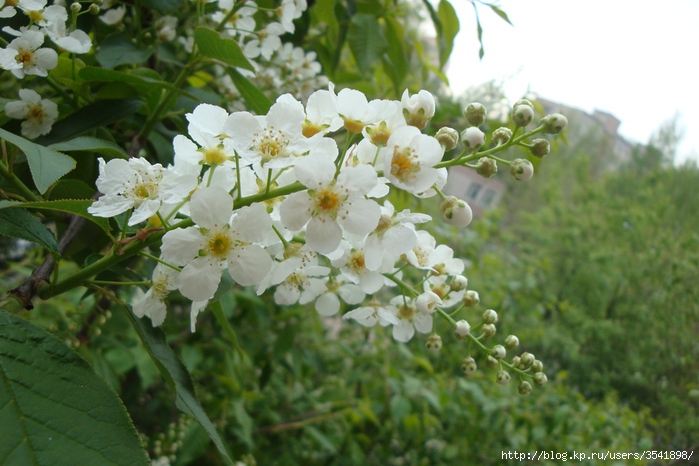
[512,100,535,127]
[530,138,550,158]
[450,275,468,292]
[533,372,548,386]
[519,352,535,368]
[435,127,459,151]
[504,334,520,350]
[440,196,473,228]
[482,323,496,338]
[461,356,477,375]
[496,370,511,385]
[476,157,497,178]
[425,334,442,352]
[492,127,512,145]
[510,158,534,181]
[461,127,485,152]
[485,355,499,368]
[454,319,471,339]
[540,113,568,134]
[401,89,435,130]
[70,1,81,13]
[462,290,480,307]
[482,309,498,324]
[530,359,544,373]
[491,344,506,359]
[464,102,486,127]
[518,381,533,395]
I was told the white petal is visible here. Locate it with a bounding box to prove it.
[306,217,342,254]
[413,313,433,334]
[340,198,380,236]
[190,187,233,229]
[294,155,335,188]
[338,283,364,304]
[161,227,203,265]
[279,191,312,231]
[230,203,272,243]
[315,293,340,316]
[393,319,415,342]
[228,245,271,286]
[178,256,222,302]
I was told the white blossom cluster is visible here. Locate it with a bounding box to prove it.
[88,86,476,342]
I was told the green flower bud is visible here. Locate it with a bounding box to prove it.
[491,344,506,359]
[540,113,568,134]
[530,138,550,158]
[518,381,533,395]
[462,290,480,307]
[512,100,535,127]
[496,370,511,385]
[461,356,477,375]
[476,157,497,178]
[425,334,442,352]
[519,352,535,368]
[464,102,487,127]
[461,127,485,152]
[70,2,81,13]
[435,127,459,151]
[440,196,473,228]
[450,275,468,292]
[454,319,471,339]
[482,309,498,324]
[504,334,520,350]
[530,359,544,373]
[485,355,499,368]
[533,372,548,386]
[492,126,512,145]
[482,323,496,338]
[510,158,534,181]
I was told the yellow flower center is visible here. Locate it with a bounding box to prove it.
[206,231,231,260]
[390,146,418,181]
[27,104,44,121]
[15,50,33,66]
[201,146,229,167]
[253,127,290,164]
[348,250,365,271]
[397,304,415,320]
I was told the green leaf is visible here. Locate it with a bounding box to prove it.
[97,34,154,69]
[347,13,388,75]
[0,310,149,466]
[194,27,254,72]
[488,4,513,25]
[438,0,460,67]
[383,17,409,91]
[226,68,273,115]
[0,207,58,252]
[0,199,113,239]
[142,0,183,12]
[0,127,76,194]
[35,99,142,146]
[123,306,234,465]
[80,67,199,101]
[48,136,128,159]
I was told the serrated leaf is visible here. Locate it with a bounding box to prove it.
[347,14,388,76]
[97,34,154,69]
[0,127,76,194]
[194,27,254,72]
[34,99,142,146]
[438,0,460,67]
[226,68,273,115]
[48,136,128,159]
[123,306,234,465]
[0,207,58,252]
[0,310,149,466]
[0,199,113,239]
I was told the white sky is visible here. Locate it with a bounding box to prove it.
[446,0,699,164]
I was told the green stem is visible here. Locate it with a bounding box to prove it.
[86,279,151,286]
[0,158,43,202]
[209,300,245,355]
[233,181,305,209]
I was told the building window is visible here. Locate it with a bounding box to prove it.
[481,188,496,208]
[465,182,482,202]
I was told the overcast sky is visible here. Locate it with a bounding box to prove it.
[445,0,699,164]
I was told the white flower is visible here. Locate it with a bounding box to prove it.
[280,157,380,254]
[404,230,464,276]
[243,22,285,59]
[212,0,256,40]
[160,187,272,302]
[330,239,392,294]
[155,15,177,42]
[461,126,485,152]
[301,84,342,137]
[1,0,17,18]
[174,104,238,169]
[415,290,441,314]
[381,125,444,194]
[224,94,325,169]
[363,200,430,271]
[314,276,364,316]
[401,89,435,129]
[5,89,58,139]
[0,29,57,78]
[387,296,433,342]
[88,157,196,225]
[343,299,399,328]
[100,5,125,25]
[133,263,178,327]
